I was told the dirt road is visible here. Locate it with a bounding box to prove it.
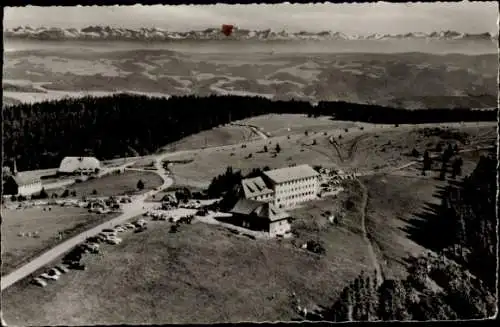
[357,180,384,287]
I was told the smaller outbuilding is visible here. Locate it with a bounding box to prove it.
[3,173,43,197]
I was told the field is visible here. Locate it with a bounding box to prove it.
[3,44,497,109]
[239,114,356,137]
[1,113,496,324]
[48,170,163,198]
[2,209,374,325]
[165,116,496,188]
[3,42,498,109]
[1,206,118,276]
[161,124,259,152]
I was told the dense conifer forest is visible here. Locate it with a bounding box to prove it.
[313,153,497,321]
[2,94,496,171]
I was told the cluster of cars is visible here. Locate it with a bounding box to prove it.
[169,215,194,233]
[180,200,203,210]
[31,219,148,288]
[31,265,70,287]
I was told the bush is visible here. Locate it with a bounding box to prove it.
[10,195,17,202]
[137,179,145,190]
[70,190,77,197]
[61,189,70,198]
[38,188,48,199]
[92,189,98,195]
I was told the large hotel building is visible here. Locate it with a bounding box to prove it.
[241,164,320,209]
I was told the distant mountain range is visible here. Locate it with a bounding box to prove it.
[4,26,498,42]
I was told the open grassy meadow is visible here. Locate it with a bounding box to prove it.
[1,206,118,276]
[49,170,163,198]
[161,124,259,152]
[2,217,372,325]
[166,118,495,188]
[238,114,356,137]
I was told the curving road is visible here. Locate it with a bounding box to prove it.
[1,154,172,291]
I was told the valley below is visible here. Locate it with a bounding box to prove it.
[3,40,497,109]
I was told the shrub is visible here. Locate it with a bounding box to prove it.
[137,179,145,190]
[38,188,48,199]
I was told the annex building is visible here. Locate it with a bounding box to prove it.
[230,198,291,237]
[241,164,320,210]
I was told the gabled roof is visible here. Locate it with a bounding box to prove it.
[10,173,41,186]
[230,198,263,215]
[231,199,290,222]
[241,177,274,198]
[263,164,319,184]
[58,156,101,173]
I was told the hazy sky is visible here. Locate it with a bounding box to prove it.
[4,1,499,35]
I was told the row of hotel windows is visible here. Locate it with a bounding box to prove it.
[277,177,317,186]
[277,191,315,202]
[279,182,317,190]
[277,185,316,194]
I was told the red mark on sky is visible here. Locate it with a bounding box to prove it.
[221,24,234,37]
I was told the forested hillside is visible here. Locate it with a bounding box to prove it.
[3,94,496,171]
[315,153,497,321]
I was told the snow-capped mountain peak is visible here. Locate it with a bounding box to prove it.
[3,26,497,42]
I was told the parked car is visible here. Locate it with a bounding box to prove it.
[125,223,136,229]
[32,277,48,287]
[40,272,59,281]
[86,243,100,253]
[48,268,62,277]
[100,231,117,237]
[56,264,70,273]
[106,236,122,245]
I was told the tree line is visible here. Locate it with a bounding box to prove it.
[314,153,497,321]
[3,94,496,172]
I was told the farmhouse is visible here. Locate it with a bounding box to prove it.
[58,157,101,175]
[240,164,320,209]
[230,198,291,237]
[3,173,43,196]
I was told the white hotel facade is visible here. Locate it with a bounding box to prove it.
[241,164,320,209]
